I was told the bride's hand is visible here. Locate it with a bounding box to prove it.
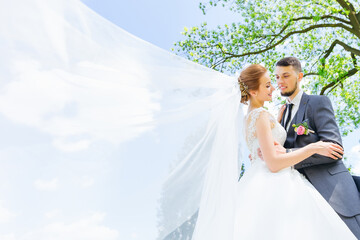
[310,141,344,159]
[277,104,286,123]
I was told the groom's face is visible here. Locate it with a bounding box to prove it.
[275,66,301,97]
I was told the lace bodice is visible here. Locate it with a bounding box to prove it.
[244,108,287,163]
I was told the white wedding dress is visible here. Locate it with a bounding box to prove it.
[232,107,356,239]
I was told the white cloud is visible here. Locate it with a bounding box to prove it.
[45,209,62,219]
[0,60,160,151]
[0,203,16,223]
[347,144,360,175]
[351,164,360,176]
[19,212,119,240]
[131,232,139,239]
[351,144,360,154]
[79,176,95,188]
[52,138,91,152]
[0,234,16,240]
[34,178,59,191]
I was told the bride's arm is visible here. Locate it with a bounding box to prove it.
[256,112,343,173]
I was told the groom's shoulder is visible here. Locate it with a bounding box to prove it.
[306,93,332,107]
[306,93,330,103]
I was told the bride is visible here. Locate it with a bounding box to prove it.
[193,64,356,240]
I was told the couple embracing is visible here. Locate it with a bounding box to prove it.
[193,57,360,239]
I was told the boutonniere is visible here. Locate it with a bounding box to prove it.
[292,121,314,136]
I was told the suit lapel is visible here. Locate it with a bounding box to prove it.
[293,93,309,142]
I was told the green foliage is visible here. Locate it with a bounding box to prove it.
[238,163,245,181]
[173,0,360,135]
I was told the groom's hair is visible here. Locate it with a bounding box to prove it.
[276,57,302,73]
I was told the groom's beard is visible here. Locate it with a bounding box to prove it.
[281,81,298,97]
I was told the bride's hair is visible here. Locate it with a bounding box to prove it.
[238,64,267,104]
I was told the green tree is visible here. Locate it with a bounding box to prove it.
[174,0,360,135]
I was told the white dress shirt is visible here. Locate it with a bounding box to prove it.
[284,90,304,131]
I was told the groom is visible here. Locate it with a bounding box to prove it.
[275,56,360,237]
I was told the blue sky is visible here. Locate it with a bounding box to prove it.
[82,0,238,51]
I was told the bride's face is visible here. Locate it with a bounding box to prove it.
[253,72,275,102]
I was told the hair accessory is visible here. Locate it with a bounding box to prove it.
[239,81,248,97]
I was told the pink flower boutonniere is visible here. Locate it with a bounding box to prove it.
[292,122,315,136]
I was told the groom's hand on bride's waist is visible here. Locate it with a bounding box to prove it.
[257,148,263,160]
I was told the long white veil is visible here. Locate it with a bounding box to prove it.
[0,0,248,239]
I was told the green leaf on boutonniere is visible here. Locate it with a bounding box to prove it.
[292,121,314,135]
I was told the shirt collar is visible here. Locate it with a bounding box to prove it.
[287,90,303,106]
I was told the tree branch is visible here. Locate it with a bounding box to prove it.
[266,15,351,46]
[211,55,232,69]
[336,0,354,11]
[226,23,356,59]
[304,72,320,77]
[336,0,360,31]
[351,52,357,66]
[292,15,351,25]
[323,39,360,62]
[314,2,332,11]
[319,39,359,94]
[320,68,358,95]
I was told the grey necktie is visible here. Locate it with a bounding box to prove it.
[284,103,294,129]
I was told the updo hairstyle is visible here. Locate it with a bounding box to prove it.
[238,64,267,104]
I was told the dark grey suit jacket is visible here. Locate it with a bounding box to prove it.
[282,92,360,217]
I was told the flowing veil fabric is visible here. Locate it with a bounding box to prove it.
[0,0,247,239]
